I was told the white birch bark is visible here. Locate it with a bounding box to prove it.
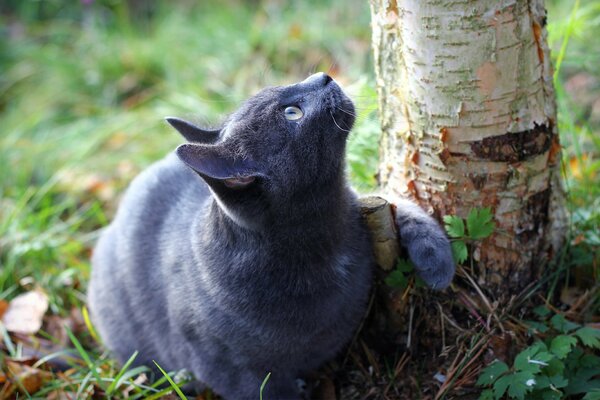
[370,0,567,293]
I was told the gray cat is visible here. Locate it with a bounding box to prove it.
[88,73,454,399]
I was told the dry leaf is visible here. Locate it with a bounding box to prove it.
[47,390,79,400]
[3,290,49,334]
[6,360,51,395]
[0,300,9,319]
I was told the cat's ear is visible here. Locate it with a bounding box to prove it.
[165,117,221,144]
[176,143,262,189]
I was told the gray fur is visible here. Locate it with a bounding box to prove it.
[88,73,454,399]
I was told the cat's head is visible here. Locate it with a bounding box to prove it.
[167,72,355,229]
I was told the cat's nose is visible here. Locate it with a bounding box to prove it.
[303,72,332,87]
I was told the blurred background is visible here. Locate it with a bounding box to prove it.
[0,0,598,350]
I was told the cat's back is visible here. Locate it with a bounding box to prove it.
[115,151,206,226]
[89,152,209,363]
[93,151,209,267]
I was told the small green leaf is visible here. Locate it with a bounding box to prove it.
[479,389,494,400]
[396,258,415,272]
[524,320,550,334]
[493,374,512,399]
[443,215,465,238]
[583,390,600,400]
[476,360,509,386]
[549,373,569,389]
[507,371,536,399]
[579,354,600,368]
[514,342,552,374]
[451,240,468,263]
[565,364,600,395]
[533,305,551,319]
[466,207,495,239]
[536,389,563,400]
[534,375,551,390]
[550,314,580,333]
[543,357,565,376]
[415,276,427,288]
[575,327,600,349]
[550,335,578,359]
[385,269,408,289]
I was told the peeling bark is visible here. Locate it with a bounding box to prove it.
[370,0,567,295]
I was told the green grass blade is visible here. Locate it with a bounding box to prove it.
[0,324,16,357]
[65,326,105,391]
[260,372,271,400]
[32,349,80,369]
[106,350,139,394]
[554,0,580,85]
[82,306,101,344]
[144,386,183,400]
[153,360,187,400]
[75,371,94,399]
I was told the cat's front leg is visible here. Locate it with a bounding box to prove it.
[393,198,455,290]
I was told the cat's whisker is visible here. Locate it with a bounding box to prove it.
[330,111,351,132]
[334,106,358,118]
[349,105,379,113]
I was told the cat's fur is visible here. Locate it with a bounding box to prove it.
[88,73,454,399]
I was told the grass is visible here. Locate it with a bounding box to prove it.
[0,0,598,398]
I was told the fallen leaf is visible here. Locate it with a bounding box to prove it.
[3,290,49,334]
[0,300,9,319]
[47,390,79,400]
[6,360,51,395]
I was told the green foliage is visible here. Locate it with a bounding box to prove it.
[575,327,600,349]
[583,390,600,400]
[443,208,495,264]
[465,208,495,240]
[444,214,465,238]
[476,312,600,400]
[384,258,426,290]
[476,361,509,386]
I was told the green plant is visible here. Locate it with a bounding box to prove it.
[443,207,496,264]
[385,208,495,290]
[384,258,425,290]
[476,309,600,400]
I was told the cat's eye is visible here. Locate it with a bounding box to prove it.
[284,106,303,121]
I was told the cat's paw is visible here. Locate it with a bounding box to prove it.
[405,227,455,290]
[393,198,455,290]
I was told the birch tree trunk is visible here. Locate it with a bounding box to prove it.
[370,0,567,296]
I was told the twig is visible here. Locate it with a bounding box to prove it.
[458,266,505,332]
